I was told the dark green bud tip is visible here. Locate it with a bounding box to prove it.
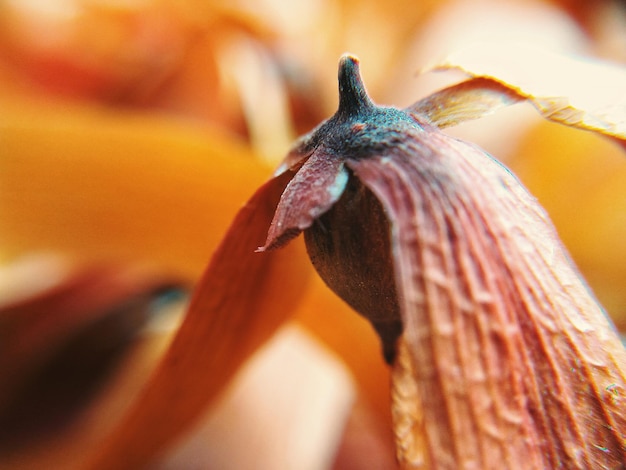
[337,54,374,117]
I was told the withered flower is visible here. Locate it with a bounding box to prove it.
[86,54,626,470]
[260,55,626,468]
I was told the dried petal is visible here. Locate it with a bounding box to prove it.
[84,172,311,469]
[261,151,348,250]
[275,54,626,468]
[351,127,626,468]
[507,122,626,329]
[408,77,523,129]
[431,43,626,142]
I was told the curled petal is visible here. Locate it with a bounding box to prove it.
[407,77,523,128]
[84,172,312,470]
[261,151,348,250]
[349,127,626,468]
[431,43,626,142]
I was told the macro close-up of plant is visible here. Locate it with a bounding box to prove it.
[1,0,626,469]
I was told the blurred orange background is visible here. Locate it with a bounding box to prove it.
[0,0,624,468]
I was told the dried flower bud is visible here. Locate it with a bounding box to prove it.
[262,54,626,468]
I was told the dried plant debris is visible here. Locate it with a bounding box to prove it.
[262,55,626,468]
[85,173,311,470]
[432,43,626,142]
[86,53,626,470]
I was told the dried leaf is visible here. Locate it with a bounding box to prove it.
[430,43,626,142]
[83,171,311,470]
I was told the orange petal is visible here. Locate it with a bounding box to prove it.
[83,171,312,469]
[0,96,270,280]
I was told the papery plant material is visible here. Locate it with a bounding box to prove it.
[506,122,626,330]
[431,42,626,142]
[0,259,180,403]
[85,172,311,470]
[81,53,626,470]
[407,77,523,129]
[261,55,626,468]
[0,0,274,106]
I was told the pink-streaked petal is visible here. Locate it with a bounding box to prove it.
[261,151,348,250]
[348,126,626,468]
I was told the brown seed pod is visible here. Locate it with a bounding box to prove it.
[262,55,626,469]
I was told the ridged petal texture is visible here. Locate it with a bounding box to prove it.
[349,125,626,469]
[276,55,626,469]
